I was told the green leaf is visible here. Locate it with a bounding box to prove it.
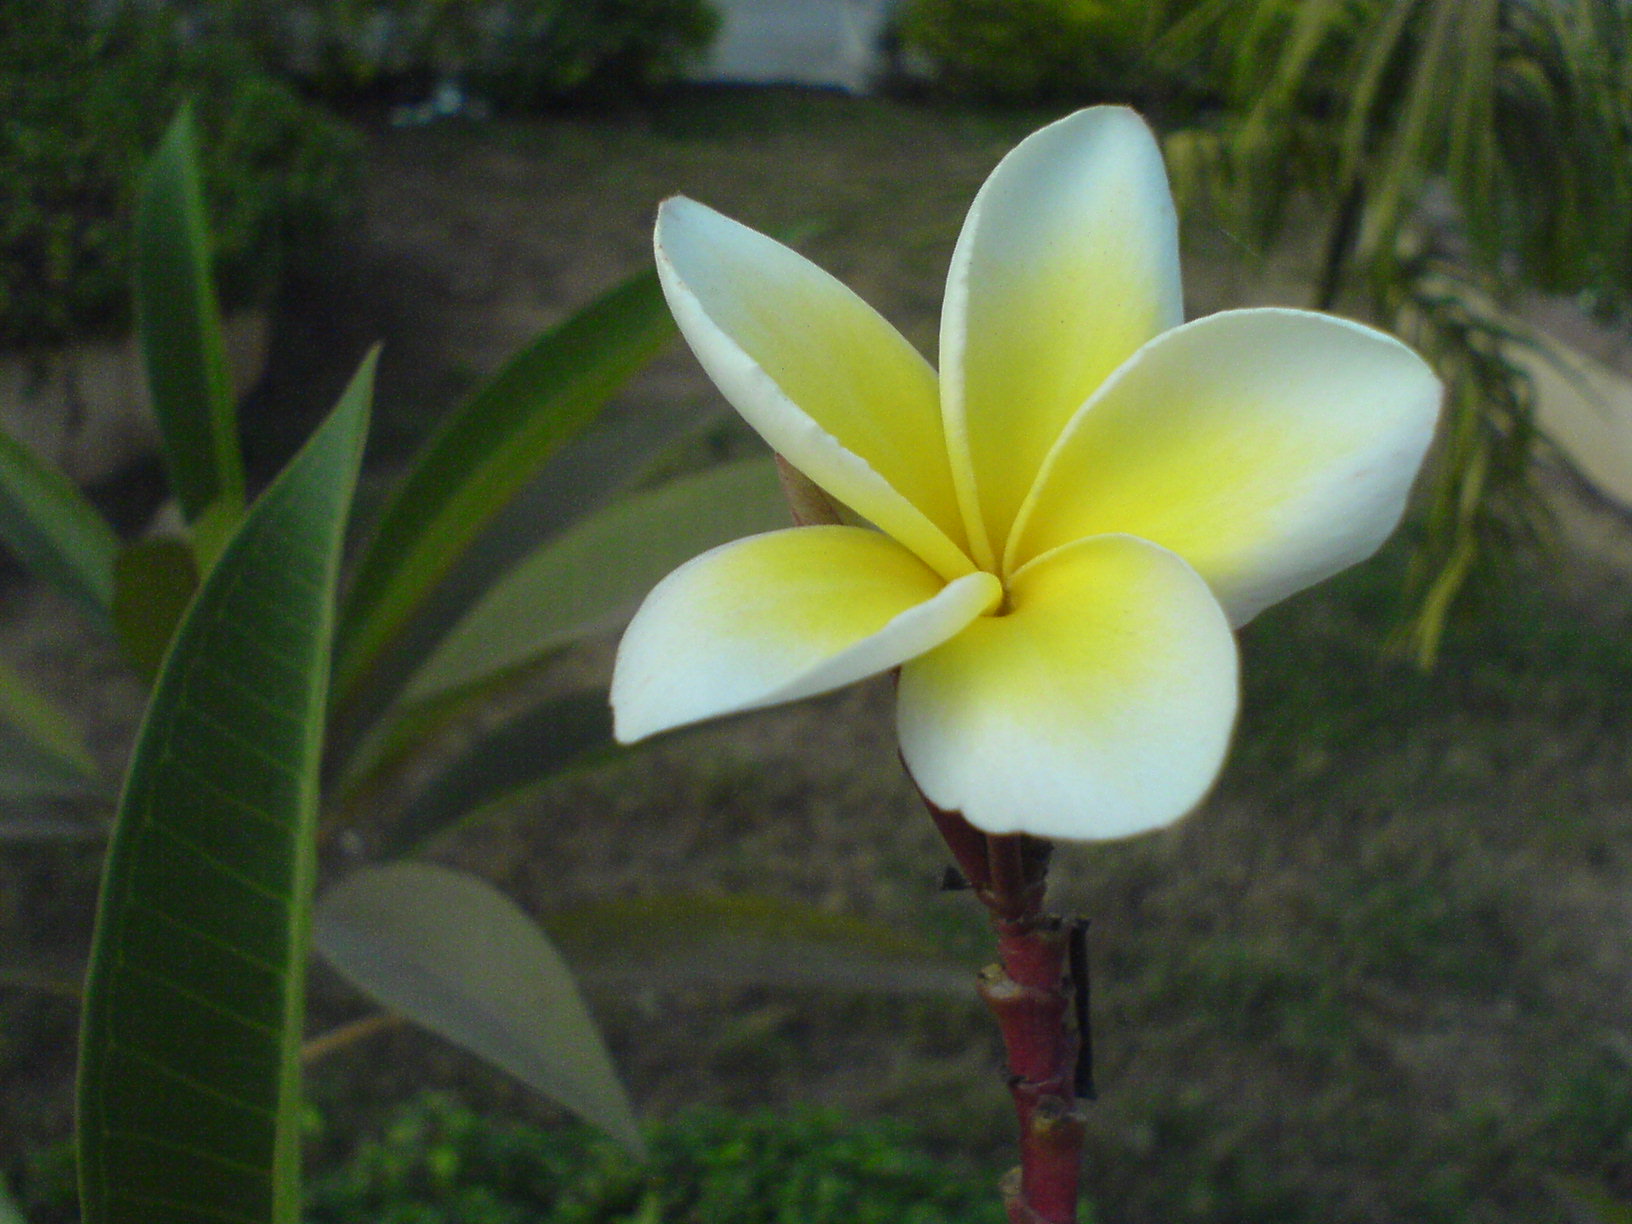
[0,654,97,789]
[190,496,245,575]
[333,268,676,710]
[111,538,199,683]
[0,427,118,627]
[378,692,616,858]
[77,352,373,1224]
[135,104,243,524]
[405,458,789,704]
[0,739,102,808]
[313,862,643,1156]
[546,894,971,997]
[324,401,719,775]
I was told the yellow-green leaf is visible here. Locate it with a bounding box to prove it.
[0,427,118,627]
[546,893,970,997]
[0,655,97,793]
[313,862,643,1156]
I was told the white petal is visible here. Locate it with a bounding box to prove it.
[941,107,1184,568]
[1008,309,1442,624]
[612,526,1001,743]
[656,198,973,580]
[897,534,1237,842]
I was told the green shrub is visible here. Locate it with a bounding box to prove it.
[205,0,719,105]
[475,0,721,105]
[304,1096,1022,1224]
[13,1099,1033,1223]
[896,0,1218,110]
[0,0,360,349]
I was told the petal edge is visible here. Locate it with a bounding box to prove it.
[613,526,1000,743]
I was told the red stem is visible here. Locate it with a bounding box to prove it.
[921,798,1088,1224]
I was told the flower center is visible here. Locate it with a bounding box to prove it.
[990,581,1014,618]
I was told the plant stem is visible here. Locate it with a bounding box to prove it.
[923,797,1088,1224]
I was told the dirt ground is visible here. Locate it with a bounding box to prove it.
[9,90,1632,1224]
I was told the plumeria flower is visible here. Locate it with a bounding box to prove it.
[611,107,1440,842]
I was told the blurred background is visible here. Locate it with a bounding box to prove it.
[6,1,1632,1221]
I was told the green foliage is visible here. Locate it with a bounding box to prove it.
[0,428,117,628]
[306,1097,1019,1224]
[77,357,373,1224]
[0,0,360,348]
[403,459,789,707]
[135,106,243,525]
[475,0,722,105]
[0,93,771,871]
[0,656,100,805]
[897,0,1214,110]
[201,0,719,104]
[376,694,615,856]
[314,863,643,1156]
[1162,0,1632,661]
[21,1099,1041,1222]
[1383,268,1548,665]
[895,0,1632,655]
[0,100,866,1216]
[331,269,679,718]
[6,1139,80,1224]
[1191,0,1632,302]
[0,423,118,816]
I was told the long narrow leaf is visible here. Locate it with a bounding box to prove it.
[335,457,785,811]
[325,399,717,771]
[377,692,616,858]
[0,656,101,803]
[135,105,243,524]
[313,862,643,1156]
[0,655,96,783]
[545,894,971,997]
[0,427,118,626]
[77,353,373,1224]
[333,270,676,710]
[405,458,789,704]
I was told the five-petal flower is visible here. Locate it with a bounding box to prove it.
[610,106,1441,841]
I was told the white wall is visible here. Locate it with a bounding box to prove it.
[690,0,899,93]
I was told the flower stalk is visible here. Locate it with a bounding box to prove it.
[927,798,1089,1224]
